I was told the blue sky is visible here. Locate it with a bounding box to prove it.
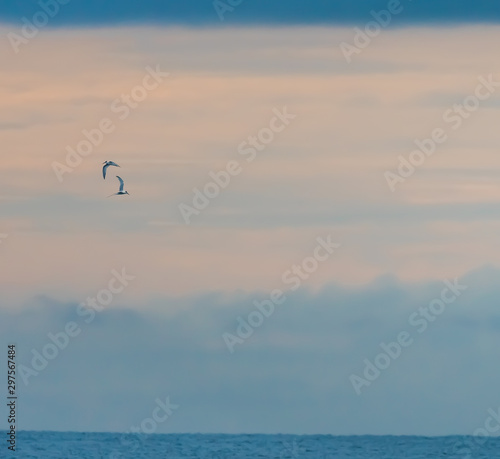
[0,0,499,26]
[1,1,500,442]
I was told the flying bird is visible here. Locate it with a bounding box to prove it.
[102,161,120,179]
[108,176,130,197]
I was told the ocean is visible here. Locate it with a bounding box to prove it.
[2,432,500,458]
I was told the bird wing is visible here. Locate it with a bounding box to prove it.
[102,164,109,179]
[109,161,120,167]
[116,175,125,192]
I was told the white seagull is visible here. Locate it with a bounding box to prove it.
[108,176,130,197]
[102,161,120,179]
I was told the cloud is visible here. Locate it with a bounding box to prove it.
[2,25,500,326]
[1,265,500,436]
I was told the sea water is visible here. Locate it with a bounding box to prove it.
[2,431,500,458]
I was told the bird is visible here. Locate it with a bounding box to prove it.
[108,176,130,197]
[102,161,120,179]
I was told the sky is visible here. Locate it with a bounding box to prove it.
[1,1,500,441]
[0,0,499,25]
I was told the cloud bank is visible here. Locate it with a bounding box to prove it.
[1,266,500,436]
